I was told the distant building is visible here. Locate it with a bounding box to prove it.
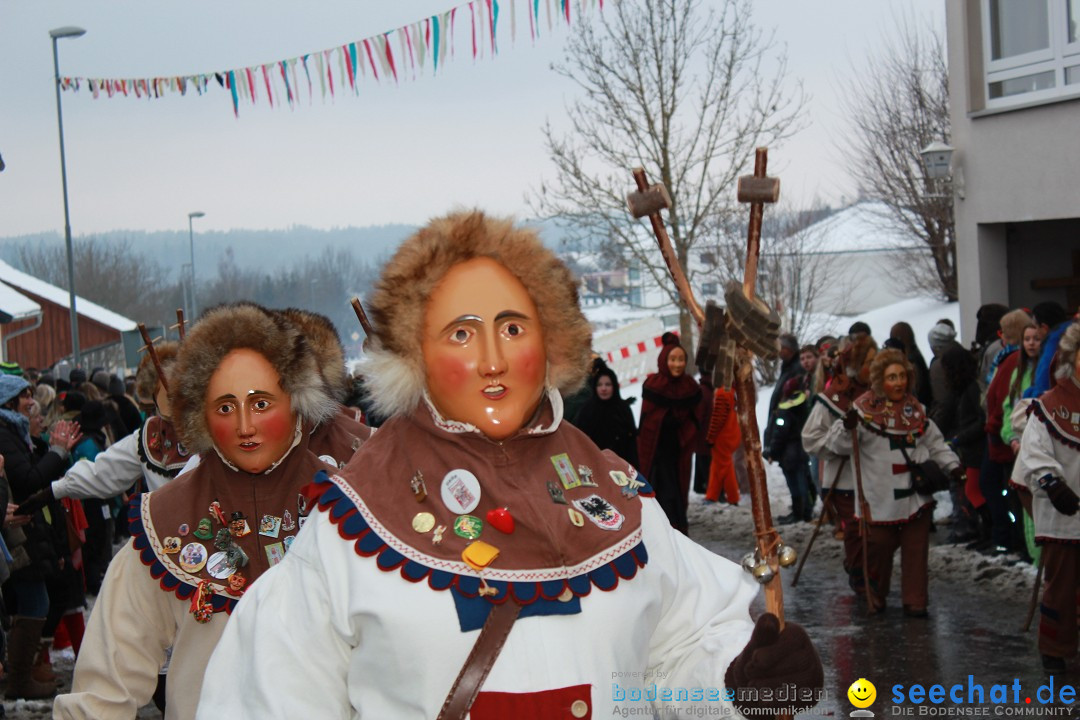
[946,2,1080,336]
[0,259,137,371]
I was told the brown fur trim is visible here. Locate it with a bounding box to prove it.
[169,303,337,454]
[134,342,179,405]
[1055,321,1080,382]
[869,348,914,398]
[278,308,349,402]
[363,210,592,417]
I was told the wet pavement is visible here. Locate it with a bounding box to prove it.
[691,498,1077,719]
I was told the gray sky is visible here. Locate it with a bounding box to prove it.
[0,0,944,238]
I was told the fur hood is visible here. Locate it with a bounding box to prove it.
[134,341,179,406]
[170,302,337,454]
[278,308,350,402]
[361,210,592,419]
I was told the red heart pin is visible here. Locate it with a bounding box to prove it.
[486,507,515,534]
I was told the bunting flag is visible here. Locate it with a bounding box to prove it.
[59,0,602,117]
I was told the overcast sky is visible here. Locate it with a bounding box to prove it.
[0,0,944,239]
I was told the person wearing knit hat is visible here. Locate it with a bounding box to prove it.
[55,304,338,720]
[0,375,82,699]
[927,321,957,352]
[0,360,24,376]
[199,211,823,720]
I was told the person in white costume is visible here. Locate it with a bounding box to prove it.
[199,211,823,720]
[1013,320,1080,673]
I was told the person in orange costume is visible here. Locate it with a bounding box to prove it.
[704,386,742,505]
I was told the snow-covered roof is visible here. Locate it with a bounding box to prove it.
[0,282,41,324]
[0,259,136,332]
[801,201,925,254]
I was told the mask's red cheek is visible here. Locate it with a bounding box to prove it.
[512,347,546,384]
[258,409,293,444]
[208,414,236,447]
[429,355,473,389]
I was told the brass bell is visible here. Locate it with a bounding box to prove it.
[752,562,775,584]
[740,552,758,574]
[777,544,798,568]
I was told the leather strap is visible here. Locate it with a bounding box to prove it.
[437,599,522,720]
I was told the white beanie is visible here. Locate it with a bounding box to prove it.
[927,322,957,350]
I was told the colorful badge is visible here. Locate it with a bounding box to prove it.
[162,536,181,553]
[206,551,236,579]
[283,535,295,552]
[551,453,581,490]
[567,508,585,527]
[461,540,500,572]
[432,524,446,545]
[177,523,190,537]
[609,470,630,487]
[485,507,514,534]
[229,512,252,538]
[297,493,309,517]
[226,571,247,596]
[411,470,428,502]
[298,515,308,530]
[441,469,481,514]
[577,465,598,487]
[265,542,286,567]
[193,518,213,540]
[209,499,227,526]
[453,514,483,540]
[259,514,282,538]
[572,494,625,531]
[281,509,296,532]
[412,512,436,533]
[547,481,567,505]
[178,542,208,573]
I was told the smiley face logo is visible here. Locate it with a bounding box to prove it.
[848,678,876,708]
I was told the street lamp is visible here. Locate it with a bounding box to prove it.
[50,25,86,367]
[187,211,205,319]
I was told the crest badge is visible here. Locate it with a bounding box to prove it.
[572,494,625,531]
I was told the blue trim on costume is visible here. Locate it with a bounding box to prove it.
[308,470,649,624]
[128,495,238,615]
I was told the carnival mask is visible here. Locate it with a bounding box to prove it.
[205,349,296,474]
[421,257,547,440]
[883,363,908,403]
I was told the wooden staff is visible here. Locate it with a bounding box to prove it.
[137,323,169,394]
[175,308,186,340]
[792,458,847,587]
[849,423,876,614]
[350,297,374,339]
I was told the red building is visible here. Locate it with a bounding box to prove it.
[0,259,136,371]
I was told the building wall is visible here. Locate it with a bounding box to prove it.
[948,1,1080,340]
[1,284,122,369]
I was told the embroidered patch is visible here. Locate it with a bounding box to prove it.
[572,494,625,531]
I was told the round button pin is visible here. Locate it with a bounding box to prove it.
[441,469,481,515]
[412,512,436,533]
[206,551,236,579]
[177,542,208,574]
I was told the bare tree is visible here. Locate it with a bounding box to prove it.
[838,17,955,300]
[531,0,804,342]
[14,237,181,324]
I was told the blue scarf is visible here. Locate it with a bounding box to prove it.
[0,408,31,450]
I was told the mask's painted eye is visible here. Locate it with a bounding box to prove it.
[217,403,236,415]
[504,323,523,338]
[450,327,472,344]
[253,398,271,411]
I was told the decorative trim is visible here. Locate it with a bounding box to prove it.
[1031,400,1080,452]
[128,495,236,615]
[306,471,649,603]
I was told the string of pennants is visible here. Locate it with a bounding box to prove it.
[58,0,602,117]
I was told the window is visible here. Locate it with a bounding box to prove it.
[982,0,1080,108]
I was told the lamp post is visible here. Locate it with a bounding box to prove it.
[187,211,205,319]
[50,25,86,367]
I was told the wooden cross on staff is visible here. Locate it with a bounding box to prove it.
[137,323,169,394]
[169,308,186,340]
[627,147,790,624]
[732,148,786,625]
